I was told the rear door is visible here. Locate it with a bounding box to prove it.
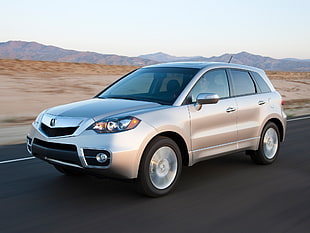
[228,69,270,149]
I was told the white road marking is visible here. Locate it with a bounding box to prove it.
[287,115,310,122]
[0,156,35,164]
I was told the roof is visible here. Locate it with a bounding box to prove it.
[144,62,264,73]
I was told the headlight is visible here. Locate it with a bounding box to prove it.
[89,116,141,134]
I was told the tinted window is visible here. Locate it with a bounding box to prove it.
[187,69,230,103]
[98,67,199,105]
[109,72,154,95]
[251,72,271,93]
[230,70,256,96]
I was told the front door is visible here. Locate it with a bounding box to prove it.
[187,69,238,164]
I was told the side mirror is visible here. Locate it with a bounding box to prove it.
[195,93,219,110]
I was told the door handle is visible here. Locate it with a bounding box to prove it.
[258,100,266,105]
[226,107,236,113]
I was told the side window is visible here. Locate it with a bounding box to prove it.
[251,72,271,93]
[230,70,256,96]
[187,69,230,103]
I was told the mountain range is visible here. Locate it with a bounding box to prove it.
[0,41,154,66]
[1,41,310,71]
[139,52,310,71]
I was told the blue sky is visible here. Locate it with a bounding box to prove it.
[1,0,309,59]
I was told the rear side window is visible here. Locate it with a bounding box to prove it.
[251,72,271,93]
[230,69,256,96]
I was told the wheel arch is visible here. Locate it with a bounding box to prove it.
[141,131,190,167]
[265,118,285,142]
[158,131,190,166]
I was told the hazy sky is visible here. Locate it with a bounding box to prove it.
[1,0,310,59]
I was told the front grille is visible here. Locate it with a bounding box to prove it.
[34,138,77,151]
[32,138,82,166]
[41,123,78,137]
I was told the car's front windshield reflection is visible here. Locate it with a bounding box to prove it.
[97,67,199,105]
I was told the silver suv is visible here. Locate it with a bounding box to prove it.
[27,62,287,197]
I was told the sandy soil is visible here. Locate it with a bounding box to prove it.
[266,71,310,117]
[0,59,309,128]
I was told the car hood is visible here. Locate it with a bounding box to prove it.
[45,98,163,121]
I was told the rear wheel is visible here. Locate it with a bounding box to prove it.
[250,122,280,164]
[137,136,182,197]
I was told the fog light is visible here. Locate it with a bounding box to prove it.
[96,153,108,163]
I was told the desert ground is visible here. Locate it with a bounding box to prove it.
[0,59,309,128]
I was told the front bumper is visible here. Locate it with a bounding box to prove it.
[27,121,156,179]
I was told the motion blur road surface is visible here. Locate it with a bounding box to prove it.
[0,117,309,233]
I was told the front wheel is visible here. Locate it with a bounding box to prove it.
[137,136,182,197]
[250,122,280,165]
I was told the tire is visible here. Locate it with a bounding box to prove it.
[137,136,182,197]
[54,165,84,176]
[250,122,280,165]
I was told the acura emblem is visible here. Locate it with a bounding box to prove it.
[50,118,56,127]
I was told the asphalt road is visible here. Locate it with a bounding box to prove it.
[0,117,309,233]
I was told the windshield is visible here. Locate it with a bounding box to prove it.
[97,67,199,105]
